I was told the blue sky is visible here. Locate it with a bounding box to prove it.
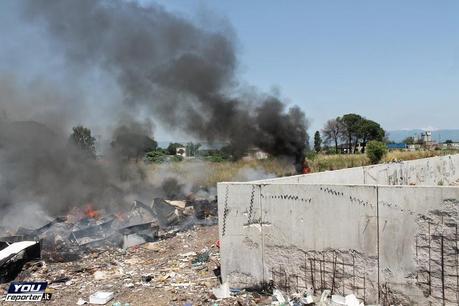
[153,0,459,134]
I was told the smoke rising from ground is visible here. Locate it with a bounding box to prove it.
[0,0,309,218]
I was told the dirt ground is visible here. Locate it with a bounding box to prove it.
[0,225,268,306]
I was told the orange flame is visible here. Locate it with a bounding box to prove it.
[84,204,99,219]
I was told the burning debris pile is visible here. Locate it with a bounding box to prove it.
[0,195,217,284]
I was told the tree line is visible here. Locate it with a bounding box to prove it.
[315,113,385,154]
[69,126,217,163]
[70,113,386,163]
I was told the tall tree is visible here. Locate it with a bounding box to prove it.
[185,142,201,156]
[69,126,96,158]
[322,118,342,153]
[358,119,385,152]
[313,131,322,153]
[338,114,363,153]
[334,114,385,153]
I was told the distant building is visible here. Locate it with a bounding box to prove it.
[242,148,269,161]
[421,131,433,146]
[441,142,459,150]
[336,143,365,154]
[176,147,186,157]
[408,144,422,151]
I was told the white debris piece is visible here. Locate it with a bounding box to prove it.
[344,294,362,306]
[165,200,186,209]
[88,291,114,305]
[319,289,331,304]
[303,294,314,304]
[331,294,346,305]
[93,271,108,280]
[179,251,197,257]
[212,282,231,299]
[331,294,363,306]
[76,298,87,305]
[272,289,286,304]
[0,241,38,261]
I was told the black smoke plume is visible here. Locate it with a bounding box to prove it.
[0,0,310,219]
[24,0,309,163]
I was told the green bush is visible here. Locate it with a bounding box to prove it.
[170,155,184,162]
[366,141,388,164]
[205,153,229,163]
[145,150,167,163]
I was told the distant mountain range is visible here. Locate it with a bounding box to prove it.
[387,129,459,143]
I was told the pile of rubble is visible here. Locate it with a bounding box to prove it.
[1,221,370,305]
[0,196,217,282]
[0,225,273,305]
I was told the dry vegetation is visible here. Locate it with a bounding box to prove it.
[144,158,296,188]
[142,150,458,188]
[309,150,457,172]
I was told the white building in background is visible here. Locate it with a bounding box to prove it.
[441,142,459,150]
[176,147,187,157]
[242,147,269,161]
[421,131,433,145]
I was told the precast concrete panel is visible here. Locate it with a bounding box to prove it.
[218,183,264,287]
[378,186,459,305]
[259,184,379,303]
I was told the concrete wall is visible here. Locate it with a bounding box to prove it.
[251,154,459,186]
[218,156,459,304]
[378,186,459,304]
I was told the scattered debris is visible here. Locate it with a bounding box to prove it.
[152,198,181,227]
[118,222,159,249]
[192,249,210,266]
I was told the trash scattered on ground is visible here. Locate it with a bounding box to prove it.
[192,249,210,266]
[0,221,366,305]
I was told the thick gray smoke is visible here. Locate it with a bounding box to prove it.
[0,0,309,218]
[23,0,309,163]
[0,120,115,215]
